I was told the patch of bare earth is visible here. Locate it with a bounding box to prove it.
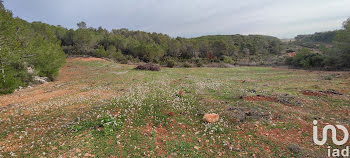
[0,57,117,113]
[0,57,121,155]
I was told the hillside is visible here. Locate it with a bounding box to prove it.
[0,57,349,157]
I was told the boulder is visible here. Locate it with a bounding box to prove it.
[203,113,219,123]
[27,67,34,74]
[33,76,49,84]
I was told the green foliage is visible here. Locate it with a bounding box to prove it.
[290,18,350,69]
[195,58,204,67]
[222,55,235,64]
[110,49,127,63]
[53,24,283,65]
[183,62,192,68]
[0,0,4,10]
[0,8,65,94]
[77,21,87,29]
[286,48,325,68]
[165,57,177,68]
[333,18,350,68]
[72,115,124,136]
[94,45,108,58]
[294,31,336,48]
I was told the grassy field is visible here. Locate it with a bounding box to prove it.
[0,57,349,157]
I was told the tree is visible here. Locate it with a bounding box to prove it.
[211,40,229,57]
[0,7,65,93]
[107,45,116,55]
[94,45,108,58]
[72,29,94,54]
[110,49,126,62]
[168,40,181,57]
[0,0,4,10]
[77,21,87,29]
[289,48,325,68]
[333,18,350,68]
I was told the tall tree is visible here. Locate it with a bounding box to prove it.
[333,18,350,68]
[0,0,4,10]
[77,21,87,29]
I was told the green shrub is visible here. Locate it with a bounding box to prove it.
[166,59,177,68]
[287,48,325,68]
[94,45,108,58]
[0,9,65,93]
[222,55,234,64]
[110,49,127,63]
[183,62,192,68]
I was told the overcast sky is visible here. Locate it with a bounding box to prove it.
[3,0,350,38]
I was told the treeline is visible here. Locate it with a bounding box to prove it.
[0,5,66,94]
[54,21,283,66]
[286,18,350,69]
[0,2,283,94]
[294,31,336,48]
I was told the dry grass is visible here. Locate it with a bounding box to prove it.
[0,57,349,157]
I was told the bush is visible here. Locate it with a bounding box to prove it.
[183,62,192,68]
[93,45,108,58]
[286,48,325,68]
[194,58,204,67]
[110,49,127,62]
[205,63,233,68]
[284,57,293,65]
[222,55,235,64]
[166,59,176,68]
[0,10,65,94]
[135,63,160,71]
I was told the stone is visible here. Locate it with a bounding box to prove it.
[203,113,219,123]
[27,67,34,74]
[287,143,301,153]
[33,76,49,84]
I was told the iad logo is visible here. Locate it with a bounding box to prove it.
[313,120,349,145]
[313,120,350,157]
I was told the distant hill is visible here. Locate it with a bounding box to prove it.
[194,34,282,55]
[293,31,336,48]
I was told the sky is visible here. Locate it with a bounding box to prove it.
[3,0,350,38]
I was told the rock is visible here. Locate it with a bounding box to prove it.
[203,113,219,123]
[319,89,343,95]
[287,143,301,153]
[224,106,271,122]
[248,89,256,93]
[27,67,34,74]
[33,76,49,84]
[278,94,303,106]
[246,109,270,120]
[225,107,248,122]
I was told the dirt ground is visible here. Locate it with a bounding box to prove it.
[1,57,350,157]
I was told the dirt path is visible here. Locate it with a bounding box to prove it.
[0,57,118,118]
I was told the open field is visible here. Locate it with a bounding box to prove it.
[0,57,350,157]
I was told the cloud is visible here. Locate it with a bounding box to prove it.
[3,0,350,38]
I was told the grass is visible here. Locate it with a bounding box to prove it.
[0,57,349,157]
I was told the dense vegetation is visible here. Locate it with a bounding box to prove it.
[55,22,283,66]
[1,0,349,94]
[286,18,350,69]
[294,31,336,48]
[0,4,66,94]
